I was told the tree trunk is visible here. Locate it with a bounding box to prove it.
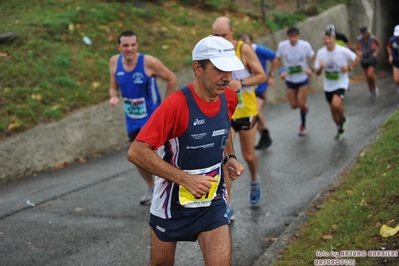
[261,0,266,22]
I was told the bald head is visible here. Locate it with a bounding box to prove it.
[212,16,234,42]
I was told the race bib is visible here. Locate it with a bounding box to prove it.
[236,90,244,108]
[325,70,340,80]
[123,97,148,119]
[288,65,303,75]
[178,163,221,208]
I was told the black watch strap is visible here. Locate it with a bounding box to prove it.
[223,154,236,164]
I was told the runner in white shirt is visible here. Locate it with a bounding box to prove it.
[276,26,315,136]
[314,29,360,141]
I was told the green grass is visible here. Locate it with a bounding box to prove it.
[0,0,345,139]
[273,111,399,266]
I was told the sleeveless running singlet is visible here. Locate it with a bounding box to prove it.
[115,53,162,133]
[150,86,229,219]
[232,41,258,119]
[357,34,377,64]
[388,36,399,62]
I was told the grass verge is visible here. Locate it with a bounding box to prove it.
[272,110,399,266]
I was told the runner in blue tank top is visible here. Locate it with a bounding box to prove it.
[109,31,177,205]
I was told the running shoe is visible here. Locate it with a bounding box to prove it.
[368,87,379,99]
[298,125,307,136]
[226,204,235,222]
[140,187,153,205]
[334,129,345,141]
[250,179,261,205]
[341,117,348,132]
[334,118,348,141]
[255,129,272,150]
[375,87,380,97]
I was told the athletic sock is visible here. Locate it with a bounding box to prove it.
[339,117,346,130]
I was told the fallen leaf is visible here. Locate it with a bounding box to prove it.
[331,224,338,229]
[31,94,42,101]
[0,52,8,57]
[386,165,392,169]
[387,219,395,226]
[161,45,169,50]
[322,234,333,240]
[346,190,354,195]
[380,224,399,238]
[77,158,87,163]
[264,236,278,242]
[360,199,367,206]
[8,122,20,130]
[107,34,115,42]
[68,23,74,32]
[91,81,100,89]
[53,162,70,170]
[74,207,85,212]
[375,221,382,228]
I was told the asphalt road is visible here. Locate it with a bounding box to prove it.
[0,76,398,266]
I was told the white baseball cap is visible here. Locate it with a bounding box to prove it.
[394,25,399,37]
[326,24,336,32]
[192,36,244,72]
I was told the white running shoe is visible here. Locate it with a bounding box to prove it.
[140,187,153,205]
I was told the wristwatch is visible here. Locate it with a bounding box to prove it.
[223,154,237,164]
[240,79,246,88]
[268,72,275,77]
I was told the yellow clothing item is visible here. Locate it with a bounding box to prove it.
[232,41,258,119]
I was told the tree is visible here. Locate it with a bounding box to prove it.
[261,0,266,22]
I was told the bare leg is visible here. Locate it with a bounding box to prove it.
[198,225,231,266]
[365,67,376,92]
[256,96,266,132]
[329,95,345,126]
[297,85,308,110]
[149,227,177,266]
[287,88,299,109]
[238,125,258,182]
[297,85,309,129]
